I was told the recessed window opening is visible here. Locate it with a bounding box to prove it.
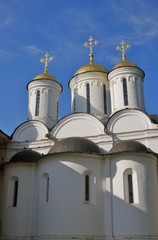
[13,180,18,207]
[57,100,59,119]
[41,173,50,204]
[85,175,90,201]
[73,88,77,112]
[35,90,40,116]
[83,171,96,204]
[135,78,140,107]
[46,176,49,202]
[123,168,139,204]
[48,89,52,117]
[103,84,107,114]
[128,174,134,204]
[86,83,90,113]
[122,78,128,106]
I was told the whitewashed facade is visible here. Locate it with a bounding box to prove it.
[0,47,158,240]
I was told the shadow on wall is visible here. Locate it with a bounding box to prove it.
[11,120,48,142]
[72,92,110,115]
[34,156,158,237]
[2,154,158,238]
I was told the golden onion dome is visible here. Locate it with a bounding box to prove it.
[113,40,138,70]
[33,72,57,81]
[74,61,109,76]
[74,36,109,75]
[33,52,57,81]
[113,59,137,70]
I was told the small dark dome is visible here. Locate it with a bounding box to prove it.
[49,137,102,154]
[109,140,150,154]
[10,150,41,163]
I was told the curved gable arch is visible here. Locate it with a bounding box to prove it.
[12,120,49,141]
[107,109,153,133]
[51,113,105,139]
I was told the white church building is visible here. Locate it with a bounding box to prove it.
[0,38,158,240]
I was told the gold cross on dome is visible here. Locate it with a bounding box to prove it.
[116,40,131,61]
[40,52,54,73]
[83,36,99,62]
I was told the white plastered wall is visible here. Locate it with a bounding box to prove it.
[28,79,62,128]
[109,153,158,237]
[69,72,110,115]
[12,121,49,142]
[1,163,36,237]
[34,154,104,236]
[107,109,153,134]
[51,113,105,139]
[108,67,145,114]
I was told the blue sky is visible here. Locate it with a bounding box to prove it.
[0,0,158,135]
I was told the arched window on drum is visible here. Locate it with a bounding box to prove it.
[123,168,139,204]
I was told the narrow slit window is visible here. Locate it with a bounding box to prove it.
[41,173,50,204]
[85,175,90,201]
[124,169,138,204]
[47,89,52,117]
[135,78,140,106]
[46,176,49,202]
[128,174,134,204]
[13,180,18,207]
[57,100,59,119]
[35,90,40,116]
[86,83,90,113]
[73,88,77,112]
[122,78,128,106]
[103,85,107,114]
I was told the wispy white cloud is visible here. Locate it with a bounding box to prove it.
[108,0,158,44]
[36,6,106,66]
[105,55,121,66]
[25,45,45,55]
[0,17,13,29]
[39,5,107,43]
[0,49,13,60]
[128,15,158,41]
[0,3,14,30]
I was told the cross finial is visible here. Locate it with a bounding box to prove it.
[116,40,131,61]
[40,52,54,73]
[83,36,99,63]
